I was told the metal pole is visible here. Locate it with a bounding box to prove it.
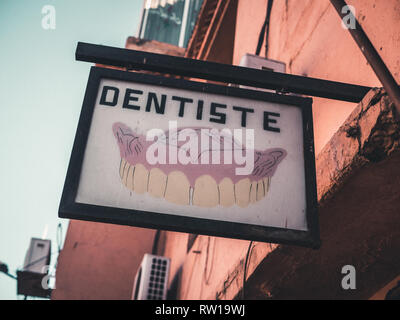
[179,0,191,48]
[330,0,400,114]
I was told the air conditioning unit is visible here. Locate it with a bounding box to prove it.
[239,53,286,92]
[132,254,170,300]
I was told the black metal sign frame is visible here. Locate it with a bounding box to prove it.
[59,65,320,248]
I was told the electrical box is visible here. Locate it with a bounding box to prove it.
[23,238,51,274]
[17,270,52,298]
[239,53,286,92]
[17,238,52,298]
[132,254,170,300]
[240,53,286,73]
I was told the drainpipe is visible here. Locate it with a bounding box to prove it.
[330,0,400,115]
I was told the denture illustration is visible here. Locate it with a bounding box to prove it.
[113,122,287,208]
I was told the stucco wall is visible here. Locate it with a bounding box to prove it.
[234,0,400,155]
[165,234,266,299]
[52,221,156,300]
[54,0,400,300]
[164,0,400,300]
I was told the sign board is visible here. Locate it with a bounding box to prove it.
[59,66,319,248]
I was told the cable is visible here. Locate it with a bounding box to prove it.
[181,236,204,300]
[203,236,216,285]
[255,0,274,56]
[152,230,161,255]
[255,11,268,55]
[2,272,17,280]
[56,223,63,253]
[0,261,17,280]
[264,0,274,57]
[23,251,59,270]
[53,223,64,270]
[242,241,255,300]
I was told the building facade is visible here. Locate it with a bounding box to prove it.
[169,0,400,300]
[54,0,400,300]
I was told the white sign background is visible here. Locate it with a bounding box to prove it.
[75,78,307,231]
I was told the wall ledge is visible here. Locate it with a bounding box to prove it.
[317,88,400,205]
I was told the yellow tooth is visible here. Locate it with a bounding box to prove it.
[193,175,219,208]
[122,163,131,187]
[148,168,167,198]
[250,182,257,203]
[256,180,264,201]
[164,171,190,205]
[119,158,126,179]
[126,165,135,191]
[263,177,271,196]
[235,178,251,208]
[218,178,235,207]
[133,163,149,194]
[118,159,271,207]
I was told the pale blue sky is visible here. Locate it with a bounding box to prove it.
[0,0,143,299]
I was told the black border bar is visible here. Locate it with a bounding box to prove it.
[76,42,371,103]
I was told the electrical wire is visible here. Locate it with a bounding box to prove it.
[242,240,255,299]
[56,223,63,253]
[203,236,216,285]
[54,223,64,270]
[22,251,59,270]
[181,236,204,300]
[152,230,161,255]
[255,0,274,57]
[2,272,17,280]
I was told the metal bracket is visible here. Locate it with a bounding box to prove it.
[75,42,372,103]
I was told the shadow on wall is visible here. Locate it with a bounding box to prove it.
[167,265,183,300]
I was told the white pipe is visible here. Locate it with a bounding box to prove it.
[178,0,191,47]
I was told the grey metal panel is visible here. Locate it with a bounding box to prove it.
[23,238,51,274]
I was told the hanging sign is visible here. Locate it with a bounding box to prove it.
[59,65,319,248]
